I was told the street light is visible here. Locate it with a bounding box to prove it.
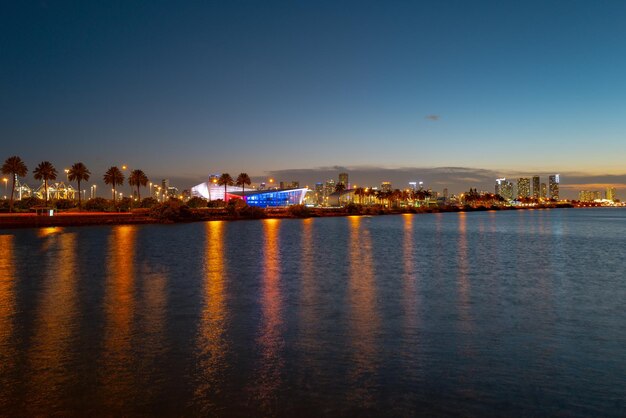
[2,178,7,196]
[64,169,69,183]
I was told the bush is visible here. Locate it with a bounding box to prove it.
[84,197,113,212]
[14,196,45,210]
[288,204,312,217]
[208,199,225,208]
[140,197,159,208]
[343,203,362,215]
[117,197,133,212]
[187,196,208,208]
[54,199,76,210]
[149,200,193,222]
[239,205,266,219]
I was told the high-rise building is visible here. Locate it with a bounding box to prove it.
[549,175,560,200]
[408,182,417,191]
[338,172,349,189]
[495,178,514,201]
[443,188,449,200]
[517,178,531,199]
[532,176,540,199]
[381,182,392,192]
[606,187,617,201]
[324,179,336,197]
[540,183,547,199]
[579,190,602,202]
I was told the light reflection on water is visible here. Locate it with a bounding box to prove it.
[27,232,78,415]
[101,225,137,412]
[0,234,16,408]
[194,220,228,413]
[1,208,626,416]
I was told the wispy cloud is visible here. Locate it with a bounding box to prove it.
[425,114,440,121]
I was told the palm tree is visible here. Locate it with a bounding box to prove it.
[1,156,28,213]
[354,187,365,205]
[33,161,58,205]
[334,183,346,206]
[236,173,251,199]
[218,173,234,202]
[128,169,149,200]
[68,162,91,210]
[103,166,124,206]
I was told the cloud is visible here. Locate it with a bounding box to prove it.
[425,114,440,121]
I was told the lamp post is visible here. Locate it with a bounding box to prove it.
[64,169,69,183]
[2,178,7,198]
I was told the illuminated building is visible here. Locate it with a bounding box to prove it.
[579,190,601,202]
[549,174,560,200]
[324,179,336,197]
[517,178,531,199]
[191,180,307,207]
[381,182,392,192]
[443,188,449,201]
[532,176,540,198]
[408,181,417,191]
[606,187,617,201]
[338,172,349,189]
[495,178,514,201]
[540,183,547,198]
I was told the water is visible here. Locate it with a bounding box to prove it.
[1,208,625,416]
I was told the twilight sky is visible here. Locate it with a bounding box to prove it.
[2,1,626,197]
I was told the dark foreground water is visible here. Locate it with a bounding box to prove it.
[1,208,626,417]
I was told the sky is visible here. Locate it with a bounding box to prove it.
[2,0,626,197]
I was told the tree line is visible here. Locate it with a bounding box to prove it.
[1,156,149,212]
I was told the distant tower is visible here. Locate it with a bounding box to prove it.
[443,188,449,200]
[532,176,540,199]
[549,175,560,200]
[606,187,616,202]
[338,172,349,189]
[517,178,531,199]
[381,182,392,192]
[540,183,547,198]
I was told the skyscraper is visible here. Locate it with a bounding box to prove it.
[517,178,531,199]
[338,172,349,188]
[532,176,540,199]
[495,178,514,201]
[540,183,547,198]
[549,175,560,200]
[606,187,617,201]
[381,182,392,192]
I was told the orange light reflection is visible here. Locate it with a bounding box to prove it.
[347,216,379,407]
[195,220,228,412]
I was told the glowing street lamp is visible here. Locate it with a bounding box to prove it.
[64,168,69,183]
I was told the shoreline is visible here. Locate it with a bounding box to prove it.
[0,203,584,229]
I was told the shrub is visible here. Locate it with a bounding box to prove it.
[115,197,133,212]
[187,196,208,208]
[84,197,112,212]
[54,199,76,210]
[149,200,193,222]
[288,204,311,217]
[239,205,266,219]
[140,197,159,208]
[14,196,45,210]
[208,199,225,208]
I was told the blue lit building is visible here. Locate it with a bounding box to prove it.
[235,188,308,207]
[191,180,308,207]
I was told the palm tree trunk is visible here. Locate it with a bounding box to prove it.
[224,185,227,202]
[44,180,48,205]
[137,185,141,201]
[9,175,16,213]
[113,184,116,206]
[77,179,82,210]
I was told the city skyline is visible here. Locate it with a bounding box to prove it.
[3,2,626,198]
